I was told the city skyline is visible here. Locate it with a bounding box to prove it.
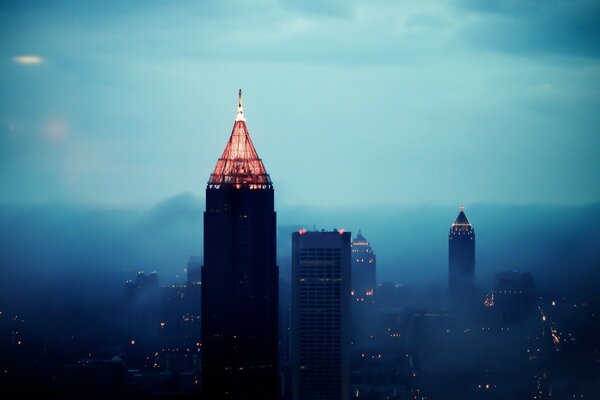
[1,3,600,398]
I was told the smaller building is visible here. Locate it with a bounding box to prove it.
[448,205,476,301]
[291,229,352,400]
[351,230,377,345]
[351,230,377,298]
[491,270,537,326]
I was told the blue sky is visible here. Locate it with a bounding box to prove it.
[1,0,600,207]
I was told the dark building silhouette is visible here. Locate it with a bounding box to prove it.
[291,229,351,400]
[448,205,475,300]
[279,278,292,399]
[201,90,279,399]
[351,230,377,345]
[62,356,125,399]
[492,270,537,326]
[351,230,376,298]
[124,271,160,348]
[160,283,200,350]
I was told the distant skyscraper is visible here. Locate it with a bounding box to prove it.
[448,205,476,298]
[123,271,160,348]
[291,230,351,400]
[351,230,377,345]
[491,270,536,326]
[351,230,376,298]
[186,256,201,285]
[201,90,279,399]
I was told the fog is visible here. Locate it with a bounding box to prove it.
[1,193,599,313]
[1,194,599,398]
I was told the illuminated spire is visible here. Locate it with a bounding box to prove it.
[236,89,245,122]
[208,90,271,188]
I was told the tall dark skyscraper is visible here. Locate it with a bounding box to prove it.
[351,230,377,344]
[201,90,279,399]
[448,205,476,298]
[291,230,351,400]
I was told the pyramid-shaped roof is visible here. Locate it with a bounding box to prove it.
[452,205,472,227]
[355,229,366,242]
[208,90,271,187]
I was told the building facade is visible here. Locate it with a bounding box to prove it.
[351,230,376,298]
[291,230,351,400]
[351,230,377,345]
[448,205,476,299]
[201,90,279,399]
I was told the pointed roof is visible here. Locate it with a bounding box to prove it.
[355,229,366,242]
[352,229,371,246]
[208,90,271,187]
[452,205,472,227]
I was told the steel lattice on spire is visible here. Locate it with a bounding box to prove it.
[208,90,272,188]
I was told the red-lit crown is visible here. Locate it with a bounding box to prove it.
[208,90,272,188]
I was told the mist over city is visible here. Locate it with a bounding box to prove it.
[2,1,600,399]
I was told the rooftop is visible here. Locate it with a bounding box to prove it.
[208,90,271,187]
[451,205,473,229]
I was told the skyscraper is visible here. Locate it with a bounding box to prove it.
[351,230,376,298]
[351,230,377,344]
[448,205,476,299]
[201,90,279,399]
[291,229,351,400]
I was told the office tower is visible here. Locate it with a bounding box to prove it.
[351,230,377,344]
[291,229,351,400]
[201,90,279,399]
[448,205,476,298]
[351,230,376,298]
[124,271,160,347]
[492,270,536,325]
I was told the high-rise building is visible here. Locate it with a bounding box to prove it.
[351,230,377,345]
[491,270,536,326]
[124,271,160,348]
[201,90,279,399]
[291,229,351,400]
[351,230,376,298]
[448,205,476,298]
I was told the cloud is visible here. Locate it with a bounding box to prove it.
[12,55,43,65]
[1,0,599,208]
[456,0,600,58]
[1,197,599,300]
[278,0,356,18]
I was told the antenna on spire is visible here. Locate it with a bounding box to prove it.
[460,204,464,212]
[236,89,245,122]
